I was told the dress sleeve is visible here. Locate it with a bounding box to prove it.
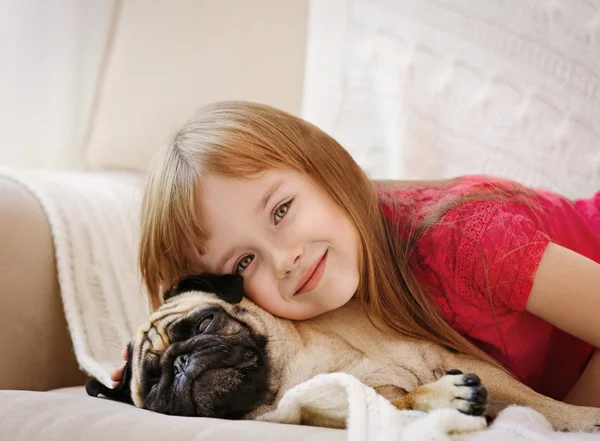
[415,199,551,329]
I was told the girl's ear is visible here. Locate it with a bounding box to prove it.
[163,273,245,304]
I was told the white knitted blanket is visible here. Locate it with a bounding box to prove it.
[2,168,594,440]
[259,373,599,441]
[0,168,150,387]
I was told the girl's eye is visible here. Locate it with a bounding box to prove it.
[235,255,254,273]
[274,200,292,224]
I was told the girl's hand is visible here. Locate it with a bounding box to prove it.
[109,347,129,387]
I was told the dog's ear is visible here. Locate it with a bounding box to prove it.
[85,342,133,405]
[163,273,244,304]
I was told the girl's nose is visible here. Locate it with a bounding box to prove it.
[273,246,302,279]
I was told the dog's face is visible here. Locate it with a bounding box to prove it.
[132,295,273,419]
[87,273,294,419]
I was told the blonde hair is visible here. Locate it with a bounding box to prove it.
[139,100,517,371]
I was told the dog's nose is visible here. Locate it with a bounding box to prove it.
[173,353,190,375]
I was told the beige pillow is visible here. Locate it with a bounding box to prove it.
[85,0,307,172]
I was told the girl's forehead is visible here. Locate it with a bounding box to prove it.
[197,170,305,211]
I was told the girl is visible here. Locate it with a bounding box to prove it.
[111,100,600,408]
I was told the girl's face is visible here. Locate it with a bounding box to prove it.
[196,169,360,320]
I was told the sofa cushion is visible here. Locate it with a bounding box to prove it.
[0,388,344,441]
[84,0,307,173]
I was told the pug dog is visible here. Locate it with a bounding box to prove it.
[86,273,600,432]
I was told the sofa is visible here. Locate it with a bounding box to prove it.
[3,1,600,440]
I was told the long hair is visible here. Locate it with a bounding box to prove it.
[139,100,524,372]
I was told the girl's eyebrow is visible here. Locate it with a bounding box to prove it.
[254,180,283,215]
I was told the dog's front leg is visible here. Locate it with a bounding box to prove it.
[446,354,600,432]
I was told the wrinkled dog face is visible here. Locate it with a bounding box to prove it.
[87,273,289,419]
[134,302,269,418]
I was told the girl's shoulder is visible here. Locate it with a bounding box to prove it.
[389,176,556,320]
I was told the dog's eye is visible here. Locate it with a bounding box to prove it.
[198,315,213,334]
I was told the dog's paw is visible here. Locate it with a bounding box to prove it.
[427,369,488,416]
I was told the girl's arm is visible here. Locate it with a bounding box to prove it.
[527,243,600,348]
[527,242,600,406]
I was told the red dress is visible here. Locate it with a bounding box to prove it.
[378,175,600,400]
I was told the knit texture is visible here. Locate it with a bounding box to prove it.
[0,168,149,387]
[303,0,600,199]
[259,372,599,440]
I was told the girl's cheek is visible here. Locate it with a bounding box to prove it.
[243,278,257,300]
[245,276,276,310]
[243,275,265,304]
[244,287,271,313]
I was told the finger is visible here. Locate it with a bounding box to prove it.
[110,367,123,381]
[122,347,129,360]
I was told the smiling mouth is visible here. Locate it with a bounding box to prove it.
[294,250,328,296]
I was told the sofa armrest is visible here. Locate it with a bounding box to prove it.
[0,176,87,390]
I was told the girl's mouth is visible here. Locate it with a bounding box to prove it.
[294,250,328,296]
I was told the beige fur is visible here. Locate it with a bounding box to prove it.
[131,292,600,432]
